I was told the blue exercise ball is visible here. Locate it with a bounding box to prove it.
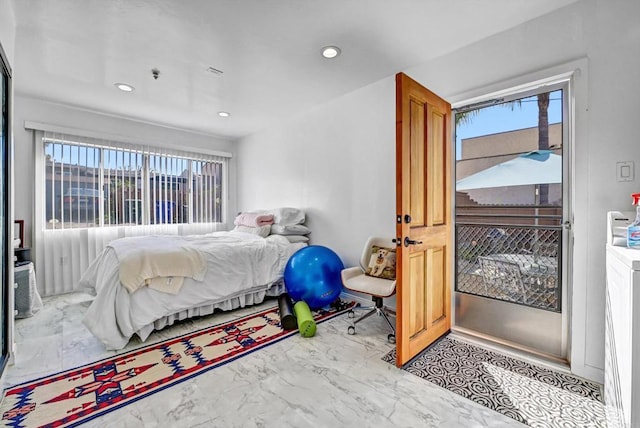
[284,246,344,309]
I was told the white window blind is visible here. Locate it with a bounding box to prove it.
[42,132,227,230]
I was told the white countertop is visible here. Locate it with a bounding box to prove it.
[607,243,640,270]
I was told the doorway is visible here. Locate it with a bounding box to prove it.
[452,82,570,360]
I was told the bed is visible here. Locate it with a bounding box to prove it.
[81,231,307,350]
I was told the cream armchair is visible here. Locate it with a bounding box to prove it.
[341,237,396,344]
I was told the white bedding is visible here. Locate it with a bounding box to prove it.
[81,231,305,350]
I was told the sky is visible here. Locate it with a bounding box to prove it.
[455,90,563,160]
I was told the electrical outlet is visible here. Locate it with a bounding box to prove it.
[617,161,635,182]
[60,256,68,266]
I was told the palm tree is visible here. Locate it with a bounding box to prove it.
[537,92,550,205]
[455,110,480,126]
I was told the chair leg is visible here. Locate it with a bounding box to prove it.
[351,307,378,326]
[347,296,396,343]
[379,309,395,335]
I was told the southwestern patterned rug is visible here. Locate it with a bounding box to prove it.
[383,335,606,428]
[1,302,353,428]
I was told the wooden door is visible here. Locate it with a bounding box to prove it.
[395,72,452,367]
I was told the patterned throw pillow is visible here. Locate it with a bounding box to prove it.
[365,245,396,280]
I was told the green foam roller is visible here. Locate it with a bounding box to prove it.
[293,301,316,337]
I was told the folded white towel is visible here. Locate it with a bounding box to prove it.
[109,236,207,294]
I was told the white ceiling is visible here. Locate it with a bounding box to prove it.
[12,0,578,140]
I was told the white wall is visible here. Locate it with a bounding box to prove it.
[0,0,15,65]
[13,96,238,246]
[237,76,396,269]
[237,0,640,382]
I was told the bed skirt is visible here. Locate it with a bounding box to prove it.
[135,280,287,341]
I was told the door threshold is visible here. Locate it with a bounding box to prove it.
[450,326,570,374]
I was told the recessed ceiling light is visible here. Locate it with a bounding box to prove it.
[321,46,341,59]
[218,111,230,118]
[114,83,135,92]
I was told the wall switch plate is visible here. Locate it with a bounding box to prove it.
[617,161,635,182]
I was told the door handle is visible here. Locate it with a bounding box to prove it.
[404,237,423,247]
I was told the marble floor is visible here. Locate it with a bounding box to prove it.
[1,293,527,428]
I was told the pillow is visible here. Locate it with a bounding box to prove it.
[270,224,311,236]
[266,207,305,225]
[234,212,274,227]
[265,234,289,244]
[231,225,271,238]
[365,245,396,280]
[284,235,310,243]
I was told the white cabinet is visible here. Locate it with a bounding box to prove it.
[605,243,640,428]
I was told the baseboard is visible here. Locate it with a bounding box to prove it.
[570,363,604,385]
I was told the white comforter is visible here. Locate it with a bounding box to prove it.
[81,231,305,349]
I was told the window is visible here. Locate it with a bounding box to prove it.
[43,134,227,229]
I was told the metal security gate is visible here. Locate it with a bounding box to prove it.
[454,207,565,358]
[456,208,562,312]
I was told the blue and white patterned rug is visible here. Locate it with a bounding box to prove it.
[383,336,605,428]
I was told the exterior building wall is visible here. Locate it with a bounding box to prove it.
[457,122,562,180]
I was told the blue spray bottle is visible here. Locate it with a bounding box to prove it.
[628,193,640,248]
